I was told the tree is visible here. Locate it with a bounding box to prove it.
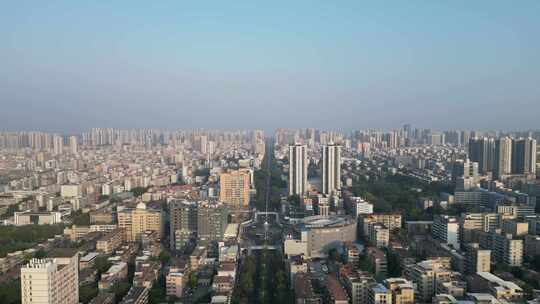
[288,195,301,206]
[72,211,90,225]
[532,255,540,272]
[0,279,21,304]
[34,249,47,259]
[188,272,198,289]
[385,248,403,277]
[112,282,131,303]
[79,282,98,304]
[158,250,171,265]
[94,256,112,275]
[131,187,148,197]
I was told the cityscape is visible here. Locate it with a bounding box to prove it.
[2,2,540,304]
[0,128,539,304]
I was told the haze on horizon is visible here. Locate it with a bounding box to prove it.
[1,1,539,133]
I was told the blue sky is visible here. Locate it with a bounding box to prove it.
[1,1,539,132]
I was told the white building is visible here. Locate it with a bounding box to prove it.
[322,143,341,195]
[21,249,79,304]
[289,144,308,196]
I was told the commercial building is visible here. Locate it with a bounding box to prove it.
[14,211,62,226]
[285,216,356,259]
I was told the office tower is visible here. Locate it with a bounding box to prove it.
[170,200,198,250]
[197,202,229,241]
[21,249,79,304]
[432,215,460,248]
[68,136,78,155]
[117,202,162,242]
[219,169,250,208]
[494,137,512,178]
[322,143,341,195]
[53,135,63,155]
[465,243,491,274]
[289,144,308,196]
[468,137,495,174]
[512,138,537,175]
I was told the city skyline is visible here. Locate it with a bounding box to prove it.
[2,1,540,132]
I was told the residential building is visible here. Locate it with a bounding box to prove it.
[117,202,162,242]
[432,215,459,249]
[289,144,308,196]
[219,169,250,208]
[20,249,79,304]
[322,143,341,195]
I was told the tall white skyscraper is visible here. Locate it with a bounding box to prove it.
[69,136,78,155]
[322,143,341,195]
[494,137,512,178]
[53,135,63,156]
[289,144,308,196]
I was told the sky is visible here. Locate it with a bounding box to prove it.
[1,1,539,133]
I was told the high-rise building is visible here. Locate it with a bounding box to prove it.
[69,136,78,155]
[170,200,198,249]
[492,233,523,266]
[494,137,512,178]
[53,135,63,156]
[197,202,229,241]
[170,200,229,247]
[322,143,341,195]
[512,138,537,175]
[219,169,250,208]
[468,137,495,174]
[432,215,460,249]
[289,144,308,196]
[21,249,79,304]
[117,202,162,242]
[465,243,491,274]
